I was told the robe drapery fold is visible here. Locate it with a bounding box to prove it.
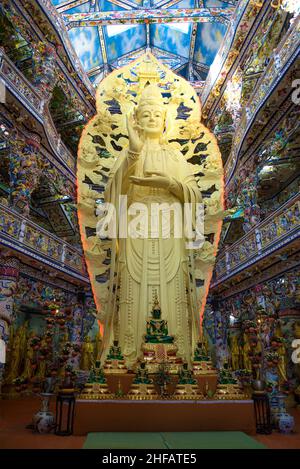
[100,143,202,366]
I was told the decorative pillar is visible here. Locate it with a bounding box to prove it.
[71,303,83,344]
[9,132,42,215]
[69,303,84,370]
[212,299,230,369]
[224,67,243,127]
[32,42,57,99]
[236,168,261,233]
[0,257,19,388]
[82,293,97,339]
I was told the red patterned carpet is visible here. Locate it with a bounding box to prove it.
[0,397,299,449]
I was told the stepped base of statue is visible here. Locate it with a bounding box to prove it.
[128,382,159,400]
[173,383,204,400]
[192,360,216,375]
[79,382,114,400]
[142,342,183,373]
[215,383,247,400]
[103,359,127,374]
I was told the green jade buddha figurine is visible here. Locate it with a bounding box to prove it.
[218,362,237,385]
[133,361,152,385]
[87,363,107,384]
[178,362,197,385]
[107,340,124,360]
[193,341,210,362]
[145,295,174,344]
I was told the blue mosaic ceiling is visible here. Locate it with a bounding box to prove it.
[51,0,237,86]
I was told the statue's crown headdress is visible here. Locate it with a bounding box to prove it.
[137,84,164,109]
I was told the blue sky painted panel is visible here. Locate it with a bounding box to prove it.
[51,0,67,5]
[169,0,195,8]
[66,2,91,14]
[129,0,143,5]
[105,25,146,62]
[68,26,103,71]
[193,23,227,65]
[150,24,191,59]
[204,0,230,6]
[102,1,127,11]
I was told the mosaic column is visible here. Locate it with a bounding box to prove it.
[32,42,57,99]
[71,303,83,344]
[9,133,42,216]
[69,303,84,370]
[210,298,230,369]
[236,168,261,233]
[0,257,19,388]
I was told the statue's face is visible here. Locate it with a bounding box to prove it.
[136,105,165,137]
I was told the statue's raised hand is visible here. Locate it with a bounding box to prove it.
[126,113,144,154]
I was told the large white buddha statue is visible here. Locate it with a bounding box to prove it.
[102,84,202,366]
[77,54,224,369]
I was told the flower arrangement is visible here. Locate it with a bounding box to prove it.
[45,316,55,328]
[30,376,43,393]
[265,351,280,367]
[270,336,286,348]
[13,376,27,391]
[218,366,237,385]
[71,342,81,356]
[64,364,76,377]
[235,369,253,385]
[280,380,291,395]
[29,335,41,350]
[62,341,72,355]
[265,380,275,393]
[243,320,258,333]
[251,352,262,369]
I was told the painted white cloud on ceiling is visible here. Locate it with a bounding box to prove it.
[106,25,136,37]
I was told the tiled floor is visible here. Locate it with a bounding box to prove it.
[0,396,84,449]
[0,397,299,449]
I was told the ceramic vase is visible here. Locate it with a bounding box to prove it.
[32,393,55,434]
[278,413,295,434]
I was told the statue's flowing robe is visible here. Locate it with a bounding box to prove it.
[102,142,202,366]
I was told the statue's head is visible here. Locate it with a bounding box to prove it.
[135,84,166,138]
[113,340,119,346]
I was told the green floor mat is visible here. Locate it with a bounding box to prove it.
[83,431,266,449]
[161,432,265,449]
[83,432,166,449]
